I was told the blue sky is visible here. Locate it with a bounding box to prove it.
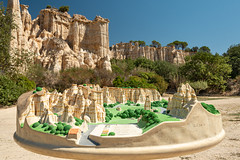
[3,0,240,54]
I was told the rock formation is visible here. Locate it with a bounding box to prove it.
[8,0,112,72]
[167,83,197,118]
[110,42,193,64]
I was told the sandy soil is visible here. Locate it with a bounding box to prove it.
[0,97,239,160]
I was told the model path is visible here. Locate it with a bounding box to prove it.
[78,125,98,146]
[0,97,240,160]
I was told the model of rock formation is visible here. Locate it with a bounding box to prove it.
[110,42,192,64]
[101,86,161,104]
[8,0,112,72]
[167,83,197,118]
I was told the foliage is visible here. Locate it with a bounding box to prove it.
[108,132,115,136]
[115,108,143,119]
[151,99,168,108]
[32,122,40,128]
[224,44,240,78]
[138,110,161,129]
[46,5,52,8]
[167,40,188,50]
[105,109,113,122]
[180,52,232,92]
[74,117,84,126]
[129,40,146,47]
[189,81,208,94]
[199,46,211,53]
[150,40,161,48]
[201,103,220,114]
[0,74,36,106]
[58,6,69,13]
[113,76,124,87]
[0,2,15,73]
[134,58,155,71]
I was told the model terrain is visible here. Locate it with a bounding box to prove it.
[14,83,225,160]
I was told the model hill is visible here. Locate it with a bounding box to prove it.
[8,0,191,73]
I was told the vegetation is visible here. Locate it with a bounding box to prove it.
[167,40,188,50]
[46,5,51,9]
[74,117,84,126]
[150,40,161,48]
[115,108,142,119]
[151,99,168,108]
[189,81,208,95]
[58,6,69,13]
[108,132,115,136]
[31,121,72,136]
[201,103,220,114]
[0,74,36,106]
[180,52,232,92]
[105,109,113,122]
[224,44,240,78]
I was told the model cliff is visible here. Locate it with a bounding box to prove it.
[8,0,191,73]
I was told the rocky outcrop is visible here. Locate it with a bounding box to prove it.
[167,83,197,118]
[8,0,112,72]
[110,42,192,64]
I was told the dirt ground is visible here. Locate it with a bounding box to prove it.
[0,97,239,160]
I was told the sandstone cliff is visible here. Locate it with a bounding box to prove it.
[110,42,192,64]
[8,0,112,72]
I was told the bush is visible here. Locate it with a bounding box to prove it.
[50,129,56,134]
[65,130,69,135]
[55,130,60,135]
[201,103,220,114]
[32,122,40,128]
[42,123,48,128]
[60,130,65,134]
[58,6,69,13]
[189,81,208,95]
[48,125,54,130]
[108,132,115,136]
[64,125,72,131]
[57,124,64,131]
[46,5,51,9]
[0,74,36,106]
[75,122,80,126]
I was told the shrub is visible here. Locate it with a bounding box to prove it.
[57,124,64,131]
[42,123,48,128]
[105,117,110,123]
[65,130,69,135]
[32,122,40,128]
[36,87,42,91]
[55,130,60,135]
[64,125,72,131]
[201,103,220,114]
[58,6,69,13]
[54,113,58,116]
[103,103,107,108]
[0,74,35,106]
[50,129,56,134]
[60,130,65,134]
[44,127,49,131]
[75,122,80,126]
[46,5,51,9]
[189,81,208,95]
[108,132,115,136]
[48,125,54,130]
[136,103,140,106]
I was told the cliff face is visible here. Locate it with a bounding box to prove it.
[8,0,111,72]
[110,42,192,64]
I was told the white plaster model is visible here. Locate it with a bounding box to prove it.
[14,84,225,160]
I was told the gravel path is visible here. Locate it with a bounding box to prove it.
[0,97,240,160]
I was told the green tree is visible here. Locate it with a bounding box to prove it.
[134,58,155,71]
[46,5,52,9]
[113,76,124,87]
[189,81,208,95]
[180,52,232,92]
[150,40,161,48]
[191,46,199,52]
[167,40,188,50]
[0,2,15,73]
[58,6,69,13]
[224,44,240,78]
[199,46,210,53]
